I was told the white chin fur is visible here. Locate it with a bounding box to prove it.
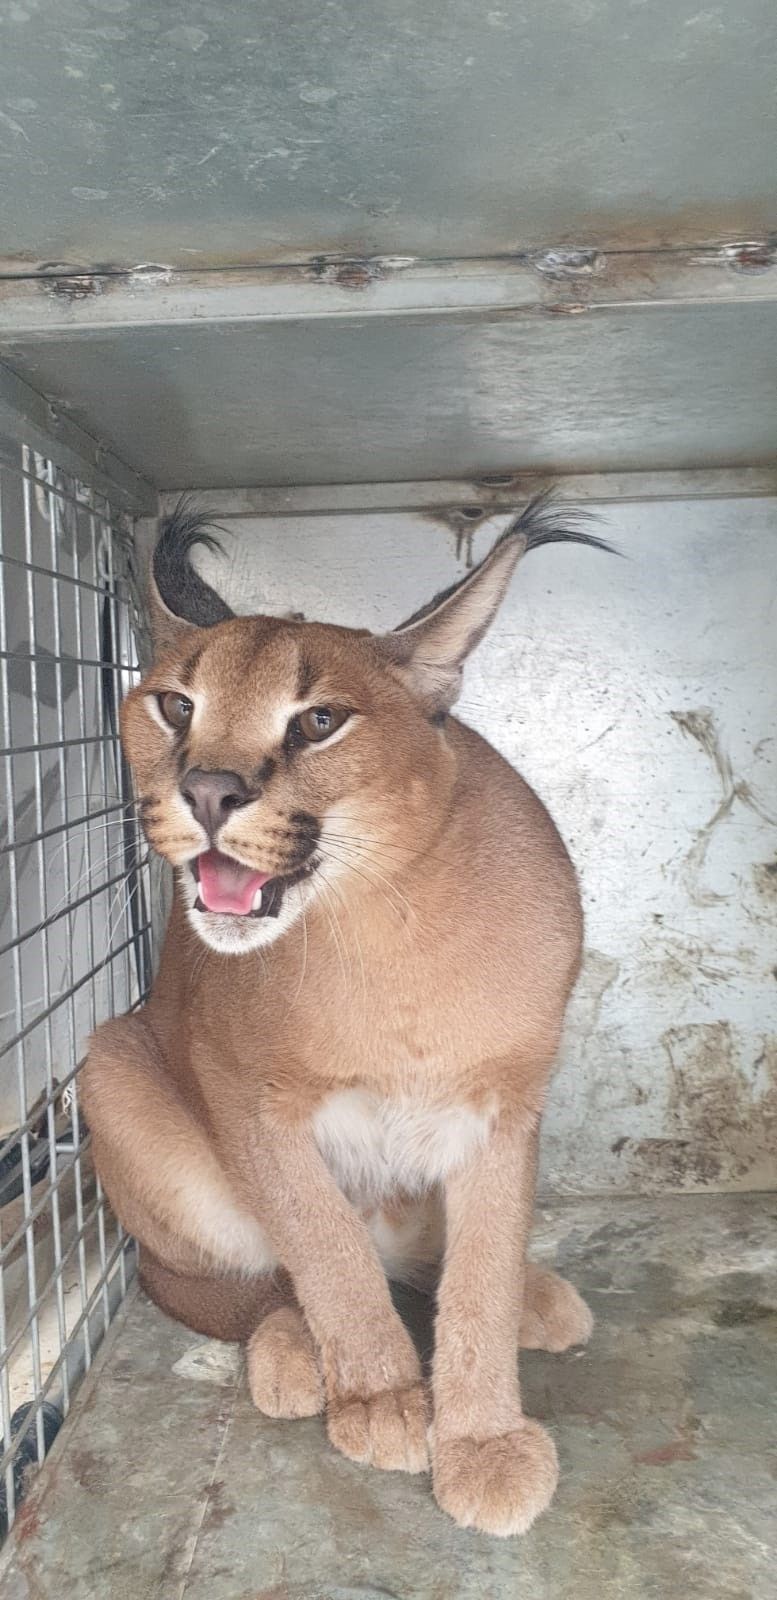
[176,867,308,954]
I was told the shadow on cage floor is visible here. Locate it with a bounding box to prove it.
[0,1192,775,1600]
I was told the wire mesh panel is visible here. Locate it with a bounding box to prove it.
[0,437,151,1535]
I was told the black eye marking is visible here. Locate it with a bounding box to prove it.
[254,756,277,786]
[430,709,447,727]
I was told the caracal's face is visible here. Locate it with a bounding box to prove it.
[122,615,445,954]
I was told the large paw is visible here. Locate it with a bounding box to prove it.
[327,1381,429,1473]
[432,1421,559,1536]
[520,1265,594,1353]
[247,1307,324,1419]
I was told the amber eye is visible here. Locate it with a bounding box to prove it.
[157,691,193,730]
[294,705,349,744]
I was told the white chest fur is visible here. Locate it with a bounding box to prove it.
[312,1088,494,1201]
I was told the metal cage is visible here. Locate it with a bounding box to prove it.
[0,438,151,1535]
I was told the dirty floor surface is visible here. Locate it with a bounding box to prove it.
[1,1194,775,1600]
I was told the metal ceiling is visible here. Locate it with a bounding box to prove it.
[0,0,775,492]
[2,294,776,489]
[1,0,775,273]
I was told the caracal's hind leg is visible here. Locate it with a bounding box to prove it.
[81,1014,271,1278]
[139,1252,325,1418]
[245,1304,325,1418]
[81,1014,323,1416]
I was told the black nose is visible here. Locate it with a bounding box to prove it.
[181,768,250,839]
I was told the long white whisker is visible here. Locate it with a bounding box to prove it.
[319,827,410,868]
[280,887,309,1023]
[315,877,350,987]
[323,872,367,1008]
[318,841,412,926]
[39,843,144,923]
[42,815,140,883]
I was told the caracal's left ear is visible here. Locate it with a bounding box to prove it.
[148,498,235,657]
[372,491,615,714]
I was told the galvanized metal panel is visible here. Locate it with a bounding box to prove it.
[3,251,777,335]
[3,300,777,487]
[160,470,777,517]
[0,362,155,514]
[0,0,775,272]
[191,498,777,1195]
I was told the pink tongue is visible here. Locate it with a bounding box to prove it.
[197,850,272,915]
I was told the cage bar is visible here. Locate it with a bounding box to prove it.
[0,438,151,1535]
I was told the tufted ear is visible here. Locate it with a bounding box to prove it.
[373,492,615,714]
[148,498,235,656]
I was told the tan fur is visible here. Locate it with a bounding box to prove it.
[82,507,595,1536]
[247,1307,324,1419]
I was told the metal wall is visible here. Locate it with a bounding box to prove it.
[183,495,777,1196]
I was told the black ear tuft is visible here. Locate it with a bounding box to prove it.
[380,487,618,713]
[394,492,616,635]
[152,497,235,628]
[494,488,618,558]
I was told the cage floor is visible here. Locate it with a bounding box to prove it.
[1,1192,774,1599]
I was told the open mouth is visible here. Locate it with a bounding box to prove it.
[190,849,311,921]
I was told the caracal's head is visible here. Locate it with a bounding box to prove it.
[122,497,610,953]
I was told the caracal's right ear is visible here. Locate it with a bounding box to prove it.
[148,498,235,657]
[373,491,615,714]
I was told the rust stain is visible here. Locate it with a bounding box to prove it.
[44,274,103,303]
[529,197,777,254]
[725,240,777,273]
[476,472,523,489]
[634,1436,696,1467]
[306,254,385,289]
[532,247,604,279]
[543,300,589,315]
[634,1412,700,1467]
[12,1494,43,1544]
[420,505,490,567]
[5,198,777,278]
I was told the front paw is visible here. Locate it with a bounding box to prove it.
[327,1381,429,1473]
[520,1265,594,1352]
[432,1421,558,1535]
